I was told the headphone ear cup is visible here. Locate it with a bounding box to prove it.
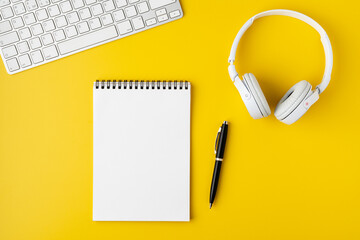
[243,73,271,117]
[274,80,312,124]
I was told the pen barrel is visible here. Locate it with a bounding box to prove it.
[216,124,228,159]
[210,161,222,204]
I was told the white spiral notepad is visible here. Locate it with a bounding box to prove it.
[93,80,191,221]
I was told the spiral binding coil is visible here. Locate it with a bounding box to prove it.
[95,80,189,90]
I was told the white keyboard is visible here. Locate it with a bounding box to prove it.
[0,0,183,74]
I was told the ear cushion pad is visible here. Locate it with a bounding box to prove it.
[274,80,312,120]
[243,73,271,117]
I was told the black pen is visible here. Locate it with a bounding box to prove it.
[209,121,228,209]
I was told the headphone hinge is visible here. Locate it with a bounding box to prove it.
[228,64,238,82]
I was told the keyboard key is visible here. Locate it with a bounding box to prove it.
[113,10,125,22]
[137,2,149,14]
[157,14,168,22]
[72,0,85,9]
[19,27,32,39]
[58,25,118,55]
[0,0,10,7]
[55,15,68,27]
[77,22,89,33]
[115,0,127,8]
[0,21,12,34]
[25,0,38,11]
[29,37,42,49]
[43,45,58,59]
[67,12,80,24]
[38,0,50,7]
[85,0,96,4]
[41,33,54,45]
[125,6,137,17]
[6,58,20,71]
[60,1,72,13]
[117,20,132,35]
[48,5,61,17]
[169,9,180,18]
[129,0,139,3]
[36,9,49,21]
[30,23,44,35]
[30,50,44,63]
[24,13,36,25]
[89,18,101,29]
[2,45,17,58]
[12,16,24,29]
[53,29,66,41]
[79,8,91,20]
[13,3,26,15]
[103,0,115,12]
[65,25,77,37]
[132,16,144,30]
[100,13,113,26]
[18,54,32,67]
[43,19,56,32]
[145,18,156,26]
[91,4,103,16]
[149,0,175,9]
[17,41,30,53]
[155,9,166,16]
[1,6,14,19]
[0,32,19,47]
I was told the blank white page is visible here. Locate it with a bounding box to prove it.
[93,81,190,221]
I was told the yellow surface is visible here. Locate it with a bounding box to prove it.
[1,0,360,239]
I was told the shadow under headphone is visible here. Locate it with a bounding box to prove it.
[228,10,333,125]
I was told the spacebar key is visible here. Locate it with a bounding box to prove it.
[149,0,176,9]
[58,26,118,55]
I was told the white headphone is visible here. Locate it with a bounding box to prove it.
[228,10,333,124]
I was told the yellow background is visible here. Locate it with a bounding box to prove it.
[1,0,360,239]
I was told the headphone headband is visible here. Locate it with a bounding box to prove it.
[228,10,333,94]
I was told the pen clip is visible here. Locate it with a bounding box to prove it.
[214,127,222,154]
